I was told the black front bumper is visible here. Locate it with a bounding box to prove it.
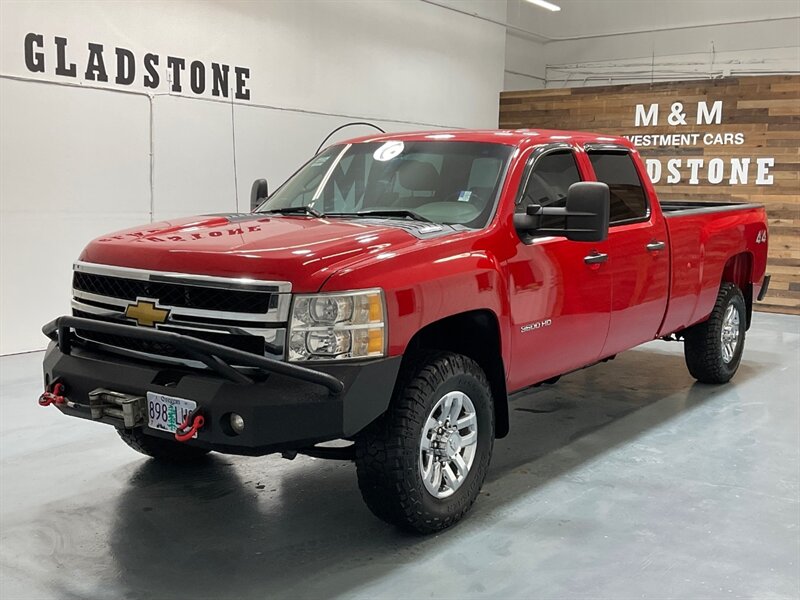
[41,316,401,456]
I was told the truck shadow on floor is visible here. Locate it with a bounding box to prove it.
[97,346,771,600]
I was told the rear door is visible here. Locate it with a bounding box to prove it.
[584,146,669,357]
[505,145,612,391]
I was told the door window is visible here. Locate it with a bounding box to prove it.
[518,150,582,229]
[587,151,649,224]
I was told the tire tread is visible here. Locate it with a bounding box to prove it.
[354,351,493,533]
[117,427,211,463]
[683,282,745,384]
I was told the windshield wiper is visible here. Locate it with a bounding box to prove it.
[326,209,433,223]
[260,205,323,218]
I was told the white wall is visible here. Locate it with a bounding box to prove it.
[503,33,546,91]
[0,0,507,354]
[0,80,153,355]
[504,0,800,88]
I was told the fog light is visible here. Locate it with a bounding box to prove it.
[230,413,245,434]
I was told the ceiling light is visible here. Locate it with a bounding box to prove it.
[525,0,561,11]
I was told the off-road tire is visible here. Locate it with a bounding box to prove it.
[354,351,494,533]
[683,282,746,384]
[117,427,211,463]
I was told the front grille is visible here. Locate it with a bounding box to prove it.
[70,262,290,366]
[73,272,277,314]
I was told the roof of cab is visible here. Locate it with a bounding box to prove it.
[339,129,634,150]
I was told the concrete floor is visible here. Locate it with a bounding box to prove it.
[1,312,798,600]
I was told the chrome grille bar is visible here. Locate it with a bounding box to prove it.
[74,261,291,293]
[72,289,286,323]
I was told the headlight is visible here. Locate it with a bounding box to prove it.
[288,289,386,361]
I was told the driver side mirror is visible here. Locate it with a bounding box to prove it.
[250,178,269,211]
[513,181,610,242]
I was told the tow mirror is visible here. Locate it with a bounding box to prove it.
[513,181,610,242]
[250,178,269,211]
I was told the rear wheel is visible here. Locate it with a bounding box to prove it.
[117,428,211,463]
[354,352,494,533]
[683,282,746,384]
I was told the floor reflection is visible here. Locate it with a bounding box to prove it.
[99,345,770,599]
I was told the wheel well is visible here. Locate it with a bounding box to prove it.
[722,252,753,329]
[404,310,509,438]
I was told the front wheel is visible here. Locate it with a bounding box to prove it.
[354,352,494,533]
[683,282,746,384]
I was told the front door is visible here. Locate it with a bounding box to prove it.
[505,146,612,392]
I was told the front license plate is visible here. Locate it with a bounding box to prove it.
[146,392,197,437]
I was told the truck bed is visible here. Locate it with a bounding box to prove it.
[659,201,769,336]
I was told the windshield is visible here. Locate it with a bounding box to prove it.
[257,140,514,229]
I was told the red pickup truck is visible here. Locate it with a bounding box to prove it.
[41,129,770,532]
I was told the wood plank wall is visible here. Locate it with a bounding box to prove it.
[499,75,800,315]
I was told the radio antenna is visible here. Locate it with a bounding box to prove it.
[316,122,386,155]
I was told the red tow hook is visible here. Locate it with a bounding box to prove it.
[175,408,205,442]
[39,381,67,407]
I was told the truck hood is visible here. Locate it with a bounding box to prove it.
[79,213,426,292]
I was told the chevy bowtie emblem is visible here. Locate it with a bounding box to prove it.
[124,299,170,327]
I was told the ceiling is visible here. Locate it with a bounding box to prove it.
[505,0,800,41]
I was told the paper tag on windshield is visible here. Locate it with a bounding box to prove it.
[311,156,332,167]
[457,191,472,202]
[373,141,404,162]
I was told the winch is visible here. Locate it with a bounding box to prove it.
[39,382,146,430]
[87,388,146,429]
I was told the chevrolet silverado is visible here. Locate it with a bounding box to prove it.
[40,129,770,532]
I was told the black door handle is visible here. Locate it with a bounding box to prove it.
[584,252,608,265]
[646,241,666,252]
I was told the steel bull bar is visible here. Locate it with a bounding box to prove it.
[41,316,350,447]
[42,316,344,393]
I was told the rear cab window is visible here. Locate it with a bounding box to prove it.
[586,150,649,225]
